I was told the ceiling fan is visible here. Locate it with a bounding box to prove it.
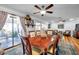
[33,4,54,16]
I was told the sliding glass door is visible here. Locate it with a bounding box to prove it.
[0,14,22,49]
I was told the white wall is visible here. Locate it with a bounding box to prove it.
[1,6,79,33]
[51,20,79,32]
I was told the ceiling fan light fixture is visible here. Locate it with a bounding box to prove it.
[40,10,46,15]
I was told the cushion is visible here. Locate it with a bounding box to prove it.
[40,31,47,37]
[29,31,35,37]
[47,31,52,35]
[36,31,41,36]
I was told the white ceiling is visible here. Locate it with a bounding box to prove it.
[0,4,79,23]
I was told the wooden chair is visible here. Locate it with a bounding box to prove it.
[46,30,53,36]
[36,30,41,37]
[40,30,47,37]
[47,34,60,55]
[21,36,31,55]
[29,31,36,38]
[20,36,43,55]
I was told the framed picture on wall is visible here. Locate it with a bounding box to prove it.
[58,24,64,29]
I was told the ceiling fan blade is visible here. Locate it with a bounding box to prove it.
[34,5,41,10]
[33,11,40,14]
[45,4,54,10]
[46,11,53,14]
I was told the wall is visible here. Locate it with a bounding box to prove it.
[51,20,79,32]
[0,6,25,16]
[1,6,79,33]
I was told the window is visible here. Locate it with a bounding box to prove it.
[35,22,41,30]
[0,14,23,49]
[42,24,47,30]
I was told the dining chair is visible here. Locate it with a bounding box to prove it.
[46,30,53,40]
[36,30,41,36]
[40,30,47,38]
[20,36,43,55]
[29,31,36,38]
[46,30,53,36]
[47,34,60,55]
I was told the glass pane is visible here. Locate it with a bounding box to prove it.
[0,14,22,49]
[0,14,12,48]
[13,16,22,45]
[42,24,47,30]
[35,22,41,30]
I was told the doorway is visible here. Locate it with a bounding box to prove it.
[0,14,23,49]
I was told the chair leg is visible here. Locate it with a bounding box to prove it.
[47,52,54,55]
[40,52,47,55]
[22,44,25,55]
[23,50,25,55]
[40,49,47,55]
[40,52,43,55]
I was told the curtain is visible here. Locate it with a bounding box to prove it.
[0,11,8,30]
[20,17,27,36]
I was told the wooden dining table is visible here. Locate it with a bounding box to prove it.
[29,36,54,54]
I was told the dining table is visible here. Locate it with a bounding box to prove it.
[29,35,55,54]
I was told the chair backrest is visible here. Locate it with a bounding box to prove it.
[50,34,60,54]
[47,30,53,36]
[21,36,32,55]
[36,30,41,36]
[29,31,36,38]
[55,35,60,47]
[40,30,47,37]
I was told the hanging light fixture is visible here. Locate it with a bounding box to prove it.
[40,10,46,16]
[24,14,35,27]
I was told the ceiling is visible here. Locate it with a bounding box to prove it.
[0,4,79,23]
